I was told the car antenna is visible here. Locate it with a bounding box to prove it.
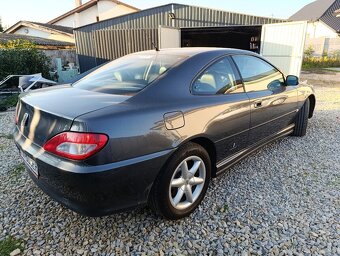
[152,41,159,51]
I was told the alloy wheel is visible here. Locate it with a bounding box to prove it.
[168,156,206,210]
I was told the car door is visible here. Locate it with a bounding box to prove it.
[231,54,298,145]
[191,56,250,163]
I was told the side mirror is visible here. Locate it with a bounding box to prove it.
[286,75,299,86]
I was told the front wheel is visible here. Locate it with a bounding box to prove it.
[292,98,310,137]
[149,142,211,219]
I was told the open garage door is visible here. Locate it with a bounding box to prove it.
[181,26,262,52]
[260,21,307,77]
[158,26,181,49]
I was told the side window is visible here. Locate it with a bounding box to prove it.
[232,55,285,93]
[192,57,244,95]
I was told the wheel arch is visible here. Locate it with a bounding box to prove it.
[308,94,316,118]
[187,137,217,178]
[154,135,218,189]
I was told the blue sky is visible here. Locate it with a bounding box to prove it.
[1,0,315,27]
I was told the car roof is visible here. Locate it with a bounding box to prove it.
[132,47,257,57]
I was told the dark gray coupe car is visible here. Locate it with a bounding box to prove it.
[14,48,315,219]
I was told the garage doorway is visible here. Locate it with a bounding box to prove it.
[181,26,262,53]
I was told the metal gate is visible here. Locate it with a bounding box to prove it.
[261,21,308,77]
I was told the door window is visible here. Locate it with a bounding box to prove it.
[232,55,285,92]
[192,57,244,95]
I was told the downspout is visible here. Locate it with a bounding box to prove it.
[171,4,175,27]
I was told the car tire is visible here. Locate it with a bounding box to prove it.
[149,142,211,220]
[292,98,310,137]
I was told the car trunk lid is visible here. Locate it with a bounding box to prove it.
[16,85,130,147]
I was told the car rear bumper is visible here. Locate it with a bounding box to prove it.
[13,127,174,216]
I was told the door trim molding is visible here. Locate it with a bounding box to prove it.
[216,123,295,176]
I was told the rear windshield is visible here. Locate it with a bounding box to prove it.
[73,53,186,94]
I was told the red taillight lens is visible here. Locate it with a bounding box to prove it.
[43,132,108,160]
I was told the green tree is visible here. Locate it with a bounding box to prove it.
[304,45,315,59]
[0,39,51,80]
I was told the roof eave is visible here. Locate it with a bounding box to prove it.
[4,21,73,37]
[48,0,98,24]
[3,21,22,34]
[48,0,140,25]
[0,34,75,47]
[74,3,285,31]
[114,0,140,11]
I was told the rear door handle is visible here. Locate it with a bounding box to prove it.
[254,101,262,108]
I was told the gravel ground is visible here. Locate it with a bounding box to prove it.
[0,74,339,255]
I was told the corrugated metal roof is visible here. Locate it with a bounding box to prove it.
[290,0,340,32]
[29,22,74,34]
[290,0,336,21]
[74,3,284,32]
[0,33,75,47]
[320,0,340,32]
[334,9,340,15]
[4,21,74,35]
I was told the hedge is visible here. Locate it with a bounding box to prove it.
[0,40,50,81]
[302,56,340,69]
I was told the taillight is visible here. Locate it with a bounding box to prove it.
[43,132,108,160]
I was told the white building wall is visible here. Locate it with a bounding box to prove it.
[97,1,117,21]
[16,27,50,38]
[14,26,75,43]
[51,0,137,28]
[53,15,75,27]
[78,5,98,27]
[98,1,136,20]
[305,21,340,56]
[306,21,338,39]
[53,6,97,28]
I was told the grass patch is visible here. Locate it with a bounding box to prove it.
[0,236,24,256]
[0,134,13,140]
[328,177,340,187]
[303,171,319,181]
[0,95,18,112]
[304,189,310,196]
[11,163,25,180]
[302,57,340,69]
[45,234,52,243]
[219,204,229,213]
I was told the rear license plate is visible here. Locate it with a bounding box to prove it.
[20,150,39,178]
